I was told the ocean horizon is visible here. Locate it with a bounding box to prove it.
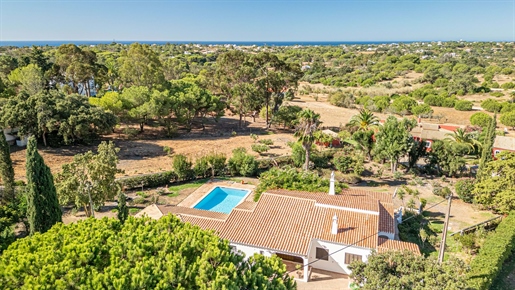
[0,40,469,47]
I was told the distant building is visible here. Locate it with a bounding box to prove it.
[137,186,419,282]
[410,122,460,151]
[493,136,515,157]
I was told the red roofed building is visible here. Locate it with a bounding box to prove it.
[137,185,420,282]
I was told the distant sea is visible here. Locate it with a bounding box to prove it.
[0,40,425,47]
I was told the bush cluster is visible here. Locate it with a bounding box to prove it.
[454,100,474,111]
[254,167,347,201]
[454,179,475,203]
[118,171,178,190]
[228,148,258,177]
[467,212,515,290]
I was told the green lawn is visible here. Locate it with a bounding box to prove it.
[168,179,209,193]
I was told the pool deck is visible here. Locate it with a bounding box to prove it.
[177,179,256,208]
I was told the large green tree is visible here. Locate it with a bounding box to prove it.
[253,52,302,128]
[7,64,45,95]
[119,43,165,89]
[214,50,257,128]
[373,116,416,172]
[294,109,321,171]
[170,79,224,131]
[25,137,61,235]
[473,151,515,213]
[0,132,15,202]
[349,250,467,289]
[55,141,121,217]
[55,44,103,96]
[0,215,296,290]
[0,92,116,146]
[425,140,467,177]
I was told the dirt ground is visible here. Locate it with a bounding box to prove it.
[10,117,295,180]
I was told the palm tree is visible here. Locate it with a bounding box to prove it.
[445,128,481,154]
[348,109,379,131]
[294,109,321,171]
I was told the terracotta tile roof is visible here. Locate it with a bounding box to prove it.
[377,237,421,255]
[378,203,395,234]
[234,201,258,211]
[266,188,392,213]
[156,188,418,257]
[156,205,229,221]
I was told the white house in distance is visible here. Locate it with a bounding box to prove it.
[137,185,420,282]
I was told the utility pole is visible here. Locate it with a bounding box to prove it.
[438,192,453,264]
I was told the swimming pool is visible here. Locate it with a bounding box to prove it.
[193,186,251,214]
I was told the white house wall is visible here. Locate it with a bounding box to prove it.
[231,243,273,258]
[308,239,372,274]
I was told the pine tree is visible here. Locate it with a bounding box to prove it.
[0,133,15,203]
[26,137,61,235]
[117,191,128,224]
[478,114,497,177]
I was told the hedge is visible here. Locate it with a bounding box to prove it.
[117,171,178,190]
[467,212,515,289]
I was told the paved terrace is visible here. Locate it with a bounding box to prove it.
[177,179,256,208]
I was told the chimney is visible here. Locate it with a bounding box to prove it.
[329,171,335,195]
[331,214,338,235]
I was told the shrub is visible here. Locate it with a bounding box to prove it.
[490,91,504,98]
[454,100,473,111]
[454,179,475,203]
[467,212,515,290]
[481,99,503,112]
[329,91,355,108]
[258,139,274,146]
[441,96,457,108]
[411,104,433,116]
[271,105,302,128]
[433,185,451,198]
[500,111,515,129]
[470,112,493,128]
[193,156,210,178]
[254,167,347,201]
[334,151,364,175]
[389,96,417,115]
[251,144,270,155]
[423,94,443,106]
[228,148,258,177]
[118,171,178,190]
[172,154,194,181]
[206,152,226,177]
[133,197,146,204]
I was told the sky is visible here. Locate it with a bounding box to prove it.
[0,0,514,42]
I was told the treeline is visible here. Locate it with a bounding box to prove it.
[0,44,302,145]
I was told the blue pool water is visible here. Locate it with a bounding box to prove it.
[193,187,250,214]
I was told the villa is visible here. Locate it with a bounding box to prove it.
[137,179,420,282]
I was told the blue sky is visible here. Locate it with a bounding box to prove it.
[0,0,514,41]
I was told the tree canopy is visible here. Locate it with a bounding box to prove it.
[0,215,296,290]
[349,250,468,290]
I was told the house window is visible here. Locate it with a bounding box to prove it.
[345,253,362,264]
[494,150,501,156]
[316,247,329,261]
[424,141,431,148]
[259,250,264,255]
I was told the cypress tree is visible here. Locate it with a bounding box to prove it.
[26,137,61,235]
[0,132,15,203]
[478,114,497,177]
[117,191,128,224]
